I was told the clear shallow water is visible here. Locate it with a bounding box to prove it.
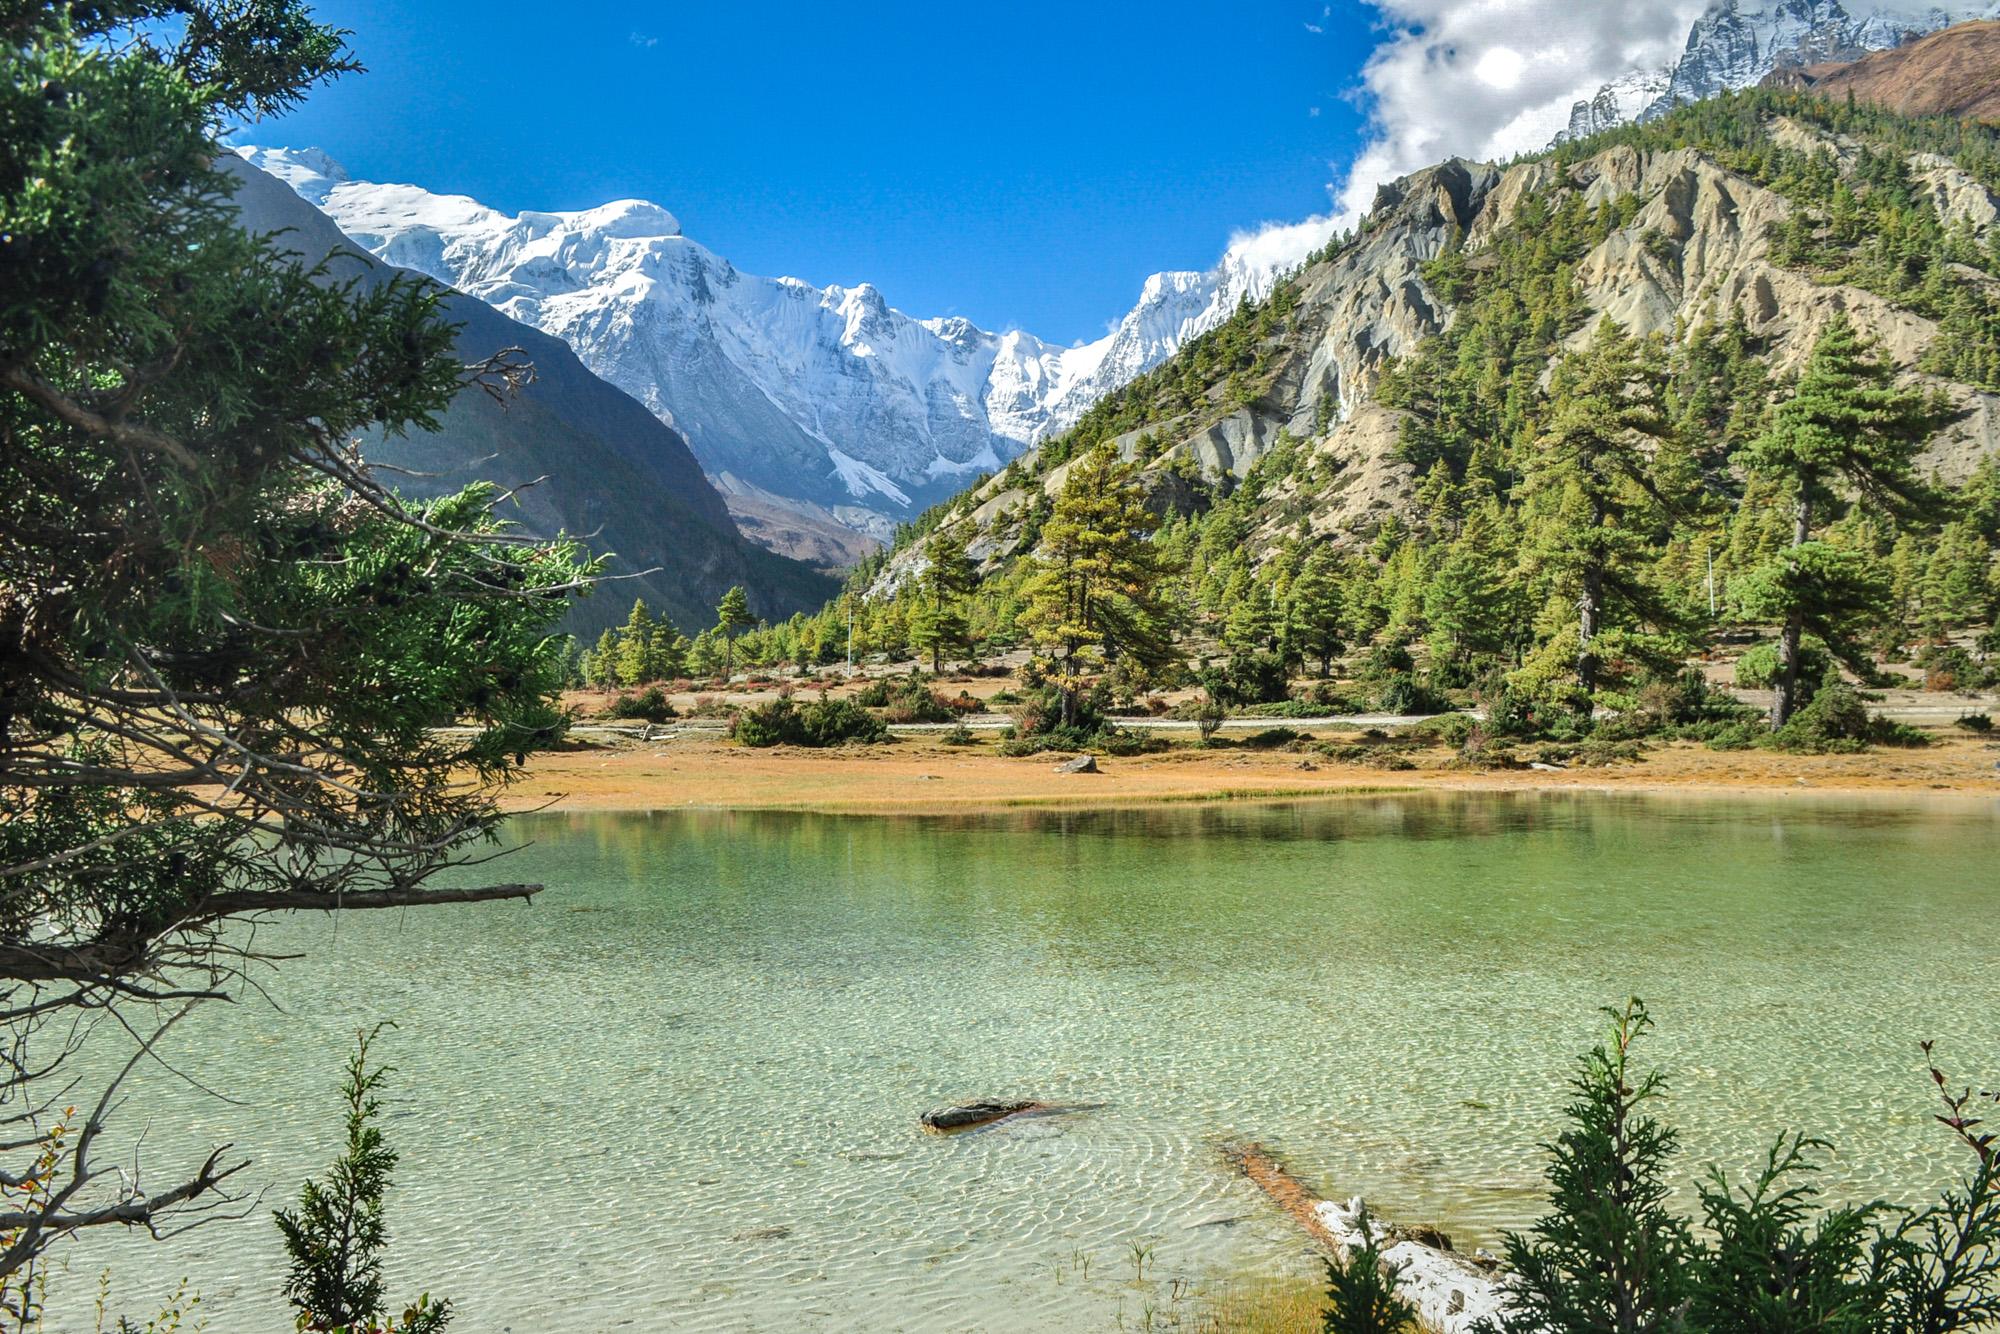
[48,792,2000,1333]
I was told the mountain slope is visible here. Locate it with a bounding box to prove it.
[1762,19,2000,119]
[223,154,837,637]
[871,89,2000,599]
[237,146,1329,547]
[1553,1,2000,150]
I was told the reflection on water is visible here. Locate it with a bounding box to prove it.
[51,793,2000,1333]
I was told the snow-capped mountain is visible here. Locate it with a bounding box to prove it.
[238,146,1327,543]
[1554,68,1674,145]
[1552,1,2000,149]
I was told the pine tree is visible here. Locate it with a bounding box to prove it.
[1017,446,1177,725]
[587,627,621,688]
[275,1026,452,1334]
[1322,1206,1419,1334]
[714,586,757,679]
[1287,548,1348,677]
[1424,506,1518,670]
[1521,319,1686,711]
[1923,521,1992,630]
[651,626,689,682]
[1739,315,1947,725]
[1496,999,1697,1334]
[909,527,976,673]
[615,599,657,686]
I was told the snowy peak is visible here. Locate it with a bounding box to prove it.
[235,145,1330,546]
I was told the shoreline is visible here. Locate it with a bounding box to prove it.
[502,727,2000,816]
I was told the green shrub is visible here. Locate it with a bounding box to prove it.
[1867,717,1933,748]
[941,724,977,745]
[1241,727,1303,749]
[732,696,888,747]
[1321,1205,1418,1334]
[1376,672,1451,716]
[1767,673,1872,753]
[1914,643,1993,691]
[853,678,893,707]
[1703,721,1763,751]
[1492,999,2000,1334]
[1359,638,1415,680]
[1099,727,1168,757]
[276,1026,454,1334]
[1765,671,1928,753]
[882,679,956,724]
[604,685,676,723]
[1401,713,1475,745]
[1957,712,1995,733]
[1241,692,1372,718]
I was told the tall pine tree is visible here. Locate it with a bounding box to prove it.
[909,526,976,673]
[1521,320,1689,711]
[1738,315,1946,725]
[1017,447,1177,725]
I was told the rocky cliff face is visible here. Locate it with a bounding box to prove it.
[883,123,2000,587]
[1552,1,1998,151]
[1643,0,1971,119]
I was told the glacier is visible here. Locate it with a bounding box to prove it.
[238,145,1331,543]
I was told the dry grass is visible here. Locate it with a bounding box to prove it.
[1190,1278,1327,1334]
[503,727,2000,815]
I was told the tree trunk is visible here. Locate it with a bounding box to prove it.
[1575,499,1607,716]
[1770,491,1814,729]
[1059,642,1077,728]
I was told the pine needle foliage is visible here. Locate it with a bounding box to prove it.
[1497,999,1698,1334]
[1322,1207,1419,1334]
[275,1025,451,1334]
[1495,1003,2000,1334]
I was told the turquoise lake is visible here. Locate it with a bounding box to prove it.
[48,792,2000,1333]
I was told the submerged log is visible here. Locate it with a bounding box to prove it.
[1221,1143,1507,1334]
[920,1099,1048,1131]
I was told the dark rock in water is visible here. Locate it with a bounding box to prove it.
[732,1225,793,1241]
[921,1099,1045,1131]
[1054,753,1098,774]
[1396,1223,1454,1252]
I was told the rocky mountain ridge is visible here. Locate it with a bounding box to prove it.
[1556,1,2000,147]
[1761,18,2000,118]
[238,146,1328,554]
[878,107,2000,593]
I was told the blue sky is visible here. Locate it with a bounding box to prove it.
[257,1,1382,346]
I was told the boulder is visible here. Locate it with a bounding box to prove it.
[1054,753,1098,774]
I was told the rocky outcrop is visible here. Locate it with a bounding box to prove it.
[1643,1,1973,123]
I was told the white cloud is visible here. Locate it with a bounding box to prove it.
[1330,1,1711,223]
[1474,46,1527,88]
